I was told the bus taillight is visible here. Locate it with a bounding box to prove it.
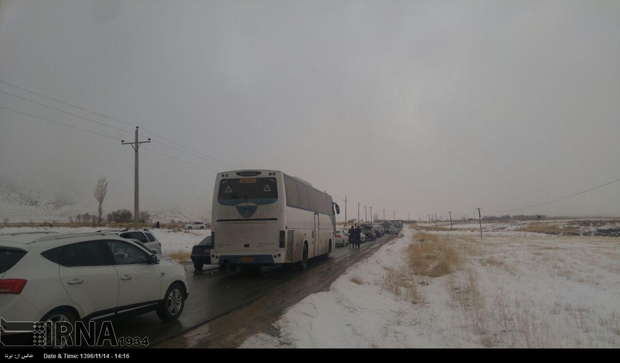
[279,230,285,248]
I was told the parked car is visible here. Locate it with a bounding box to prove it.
[0,231,189,348]
[335,229,349,247]
[372,225,385,237]
[97,228,162,254]
[184,221,206,230]
[389,226,399,234]
[361,225,376,241]
[191,235,212,270]
[380,223,392,233]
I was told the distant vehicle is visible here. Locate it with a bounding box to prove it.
[335,229,348,247]
[372,225,384,237]
[389,226,399,234]
[362,225,376,241]
[380,222,392,233]
[191,235,212,270]
[184,221,206,230]
[210,170,340,271]
[97,228,162,254]
[0,231,189,348]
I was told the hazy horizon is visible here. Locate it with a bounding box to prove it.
[2,1,619,221]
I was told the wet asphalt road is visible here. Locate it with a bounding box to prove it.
[7,234,395,349]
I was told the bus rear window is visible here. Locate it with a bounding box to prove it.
[218,177,278,201]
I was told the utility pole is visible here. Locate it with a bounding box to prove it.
[435,214,437,228]
[449,211,453,230]
[122,127,150,229]
[364,205,367,223]
[343,196,348,226]
[357,202,360,224]
[477,208,482,239]
[370,206,373,223]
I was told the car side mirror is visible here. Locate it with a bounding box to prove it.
[149,254,159,265]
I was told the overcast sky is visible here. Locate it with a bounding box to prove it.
[1,0,619,221]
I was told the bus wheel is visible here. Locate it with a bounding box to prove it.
[300,243,308,270]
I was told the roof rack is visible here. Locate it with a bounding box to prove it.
[118,228,150,232]
[33,232,112,243]
[0,231,58,237]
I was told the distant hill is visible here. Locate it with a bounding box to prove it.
[0,179,206,224]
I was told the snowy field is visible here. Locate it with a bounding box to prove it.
[241,222,620,348]
[2,220,619,348]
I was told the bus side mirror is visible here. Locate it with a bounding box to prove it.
[333,203,340,214]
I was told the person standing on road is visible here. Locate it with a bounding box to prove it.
[354,225,362,248]
[348,225,355,248]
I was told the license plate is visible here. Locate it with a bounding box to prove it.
[239,178,257,184]
[239,257,254,263]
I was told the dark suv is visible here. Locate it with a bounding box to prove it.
[191,235,212,271]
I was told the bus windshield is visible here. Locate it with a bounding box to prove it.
[217,177,278,201]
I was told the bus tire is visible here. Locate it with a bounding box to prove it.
[300,243,308,270]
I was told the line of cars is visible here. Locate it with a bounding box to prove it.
[0,229,189,348]
[335,222,402,247]
[335,228,366,246]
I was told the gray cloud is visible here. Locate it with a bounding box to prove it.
[1,0,619,221]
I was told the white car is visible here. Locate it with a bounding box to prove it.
[97,228,163,254]
[335,229,349,247]
[343,228,366,244]
[184,221,206,230]
[0,231,189,348]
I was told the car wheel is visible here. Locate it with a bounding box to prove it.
[41,308,76,348]
[193,261,203,271]
[187,226,192,230]
[200,226,205,229]
[156,282,185,322]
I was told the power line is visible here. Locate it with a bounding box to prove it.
[0,106,122,141]
[0,89,132,136]
[0,80,136,128]
[139,129,238,170]
[0,80,239,169]
[143,147,221,172]
[1,105,221,173]
[491,177,620,213]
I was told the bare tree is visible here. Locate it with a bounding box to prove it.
[94,176,108,223]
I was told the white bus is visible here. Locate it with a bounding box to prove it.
[210,170,340,271]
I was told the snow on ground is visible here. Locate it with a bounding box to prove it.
[2,220,619,348]
[240,224,620,348]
